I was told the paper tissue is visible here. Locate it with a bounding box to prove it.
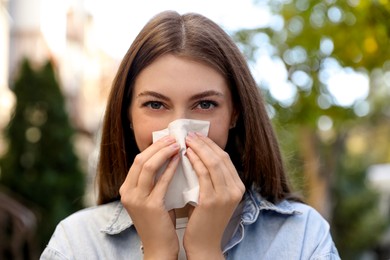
[152,119,210,210]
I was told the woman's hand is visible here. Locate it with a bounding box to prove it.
[119,135,181,260]
[184,132,245,259]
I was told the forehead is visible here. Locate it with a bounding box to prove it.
[133,54,230,96]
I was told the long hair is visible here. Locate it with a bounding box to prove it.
[97,11,295,205]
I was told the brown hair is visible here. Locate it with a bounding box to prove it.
[97,11,295,205]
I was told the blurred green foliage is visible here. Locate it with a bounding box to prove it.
[0,59,85,252]
[235,0,390,258]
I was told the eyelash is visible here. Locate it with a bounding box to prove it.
[142,101,165,110]
[141,100,218,110]
[194,100,218,110]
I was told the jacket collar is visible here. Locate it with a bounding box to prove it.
[100,187,301,235]
[101,201,133,235]
[241,187,302,225]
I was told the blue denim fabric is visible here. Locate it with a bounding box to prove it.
[41,188,340,259]
[224,189,340,259]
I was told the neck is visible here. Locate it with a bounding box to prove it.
[174,204,191,218]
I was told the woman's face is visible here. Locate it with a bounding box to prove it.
[130,54,236,152]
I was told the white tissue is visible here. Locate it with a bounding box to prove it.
[152,119,210,210]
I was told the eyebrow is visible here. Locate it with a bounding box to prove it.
[137,91,169,101]
[136,90,224,101]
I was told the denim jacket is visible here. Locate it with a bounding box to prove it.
[41,188,340,259]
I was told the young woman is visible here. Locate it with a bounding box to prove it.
[41,11,340,259]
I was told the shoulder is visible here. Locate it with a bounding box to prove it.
[240,190,340,259]
[258,198,332,236]
[41,201,139,259]
[253,198,331,232]
[284,200,330,225]
[248,189,330,228]
[47,201,122,246]
[266,200,339,259]
[59,201,120,228]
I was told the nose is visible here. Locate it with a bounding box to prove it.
[171,109,190,122]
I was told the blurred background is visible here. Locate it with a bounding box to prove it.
[0,0,389,259]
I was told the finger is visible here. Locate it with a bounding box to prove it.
[195,134,242,187]
[186,147,217,192]
[186,134,228,189]
[125,135,177,188]
[150,153,181,199]
[187,133,245,202]
[137,143,180,191]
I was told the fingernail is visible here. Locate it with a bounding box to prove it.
[170,143,180,149]
[187,132,196,139]
[186,147,193,154]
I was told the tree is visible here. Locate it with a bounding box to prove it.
[0,59,85,252]
[234,0,390,258]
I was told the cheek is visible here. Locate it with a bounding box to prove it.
[131,118,158,151]
[132,126,152,152]
[132,118,170,152]
[207,123,230,149]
